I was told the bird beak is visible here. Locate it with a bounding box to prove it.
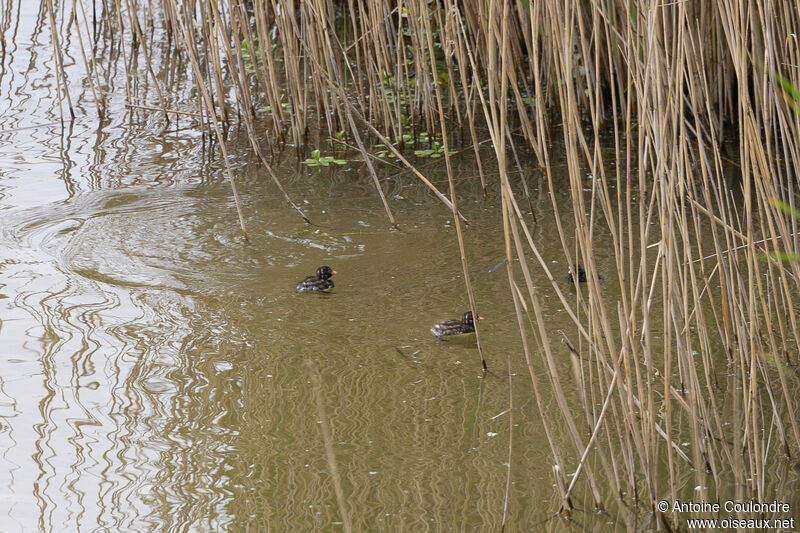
[332,270,337,275]
[477,315,484,321]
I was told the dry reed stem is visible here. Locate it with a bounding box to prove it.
[123,0,168,121]
[425,3,485,368]
[207,0,311,224]
[72,0,103,117]
[171,0,248,239]
[46,0,74,123]
[112,0,132,105]
[307,359,353,533]
[500,358,513,531]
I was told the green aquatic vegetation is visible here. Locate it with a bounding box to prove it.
[240,40,267,73]
[414,141,454,159]
[403,131,429,145]
[257,94,291,116]
[374,143,397,160]
[381,70,417,106]
[373,130,433,160]
[302,149,346,168]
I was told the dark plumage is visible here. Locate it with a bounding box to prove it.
[565,263,587,283]
[430,311,483,339]
[296,266,336,292]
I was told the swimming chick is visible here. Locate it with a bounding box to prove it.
[430,311,483,339]
[565,263,587,283]
[296,266,336,292]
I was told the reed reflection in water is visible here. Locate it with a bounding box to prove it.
[0,116,571,529]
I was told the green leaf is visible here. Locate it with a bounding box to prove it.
[302,151,346,167]
[769,198,800,219]
[761,252,800,262]
[768,69,800,113]
[770,70,800,102]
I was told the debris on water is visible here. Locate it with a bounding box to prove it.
[488,259,508,273]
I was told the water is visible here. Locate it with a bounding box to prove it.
[0,81,592,529]
[0,125,587,530]
[2,3,799,532]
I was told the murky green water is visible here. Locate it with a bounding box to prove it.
[2,3,799,532]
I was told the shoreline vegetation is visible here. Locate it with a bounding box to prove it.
[32,0,800,529]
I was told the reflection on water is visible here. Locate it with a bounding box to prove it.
[0,40,577,524]
[2,3,799,532]
[1,145,576,530]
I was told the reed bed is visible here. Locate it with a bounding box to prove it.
[38,0,800,528]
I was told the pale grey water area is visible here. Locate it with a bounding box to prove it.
[2,3,799,532]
